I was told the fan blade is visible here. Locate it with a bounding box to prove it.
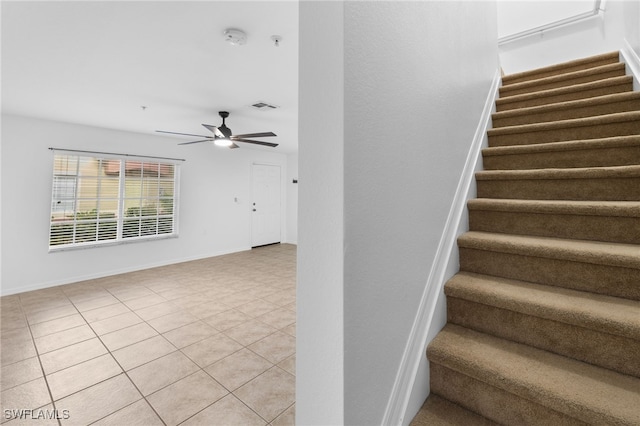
[233,138,279,148]
[178,139,213,145]
[157,130,211,138]
[229,143,240,149]
[232,132,277,139]
[202,124,225,138]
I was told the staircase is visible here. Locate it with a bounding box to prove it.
[411,51,640,425]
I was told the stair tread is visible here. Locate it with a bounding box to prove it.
[492,91,640,122]
[446,271,640,340]
[467,198,640,217]
[457,231,640,269]
[502,51,620,84]
[428,324,640,425]
[500,62,626,95]
[496,75,633,107]
[487,110,640,137]
[482,134,640,157]
[476,164,640,180]
[411,394,498,426]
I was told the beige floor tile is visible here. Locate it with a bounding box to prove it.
[162,321,218,349]
[204,309,252,331]
[248,331,296,364]
[90,311,143,335]
[184,301,232,320]
[257,308,296,330]
[1,339,37,367]
[277,354,295,376]
[65,288,112,304]
[127,351,199,396]
[39,338,107,375]
[100,322,159,352]
[182,393,267,426]
[181,334,243,368]
[107,286,155,302]
[262,290,295,307]
[134,301,182,321]
[57,374,142,426]
[33,325,95,354]
[224,320,278,347]
[0,313,28,331]
[111,335,176,371]
[217,292,257,308]
[0,327,32,345]
[205,348,273,391]
[281,323,296,338]
[0,378,51,412]
[29,314,86,339]
[24,304,77,325]
[236,300,279,318]
[92,399,163,426]
[46,354,122,400]
[233,367,295,423]
[122,294,166,311]
[82,303,130,323]
[147,311,198,334]
[0,358,42,391]
[147,370,228,426]
[73,294,120,312]
[271,403,295,426]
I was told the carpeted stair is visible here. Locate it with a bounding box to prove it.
[411,51,640,425]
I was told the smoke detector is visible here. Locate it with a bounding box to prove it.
[224,29,247,46]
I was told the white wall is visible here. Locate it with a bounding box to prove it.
[298,1,498,425]
[1,114,289,295]
[498,0,639,74]
[297,2,345,425]
[286,153,298,244]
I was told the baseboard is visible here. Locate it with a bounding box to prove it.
[620,39,640,91]
[381,68,501,426]
[0,246,251,297]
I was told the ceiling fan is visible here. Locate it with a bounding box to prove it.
[156,111,278,149]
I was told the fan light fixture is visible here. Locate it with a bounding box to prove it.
[214,138,233,147]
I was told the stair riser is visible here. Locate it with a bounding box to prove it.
[492,98,640,128]
[476,177,640,201]
[447,297,640,378]
[488,120,640,147]
[468,209,640,244]
[500,68,626,98]
[483,145,640,170]
[496,81,633,112]
[429,363,588,426]
[458,248,640,300]
[502,55,620,85]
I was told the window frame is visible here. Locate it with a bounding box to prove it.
[48,150,181,252]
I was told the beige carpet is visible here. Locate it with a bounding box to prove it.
[412,51,640,425]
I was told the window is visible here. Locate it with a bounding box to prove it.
[49,152,179,250]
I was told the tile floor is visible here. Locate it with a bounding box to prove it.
[0,244,296,425]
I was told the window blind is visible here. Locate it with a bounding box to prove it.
[49,150,180,250]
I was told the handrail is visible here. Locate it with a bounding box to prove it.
[498,0,605,46]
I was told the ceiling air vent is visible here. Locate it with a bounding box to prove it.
[251,101,279,111]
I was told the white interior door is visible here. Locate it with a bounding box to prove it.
[251,163,281,247]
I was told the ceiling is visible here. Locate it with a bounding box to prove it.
[1,1,299,153]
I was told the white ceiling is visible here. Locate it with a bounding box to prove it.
[1,1,299,153]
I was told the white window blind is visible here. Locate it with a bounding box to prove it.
[49,150,180,250]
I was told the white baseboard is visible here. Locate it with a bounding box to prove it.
[381,68,501,426]
[0,246,251,297]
